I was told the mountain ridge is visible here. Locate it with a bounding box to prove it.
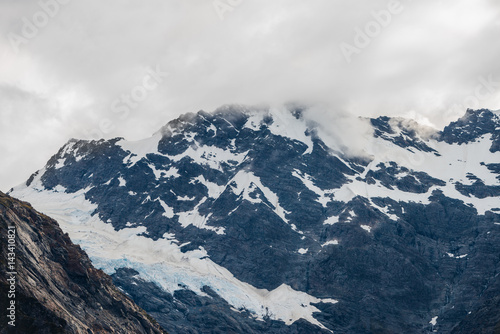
[9,105,500,333]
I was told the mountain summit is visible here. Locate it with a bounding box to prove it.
[10,105,500,333]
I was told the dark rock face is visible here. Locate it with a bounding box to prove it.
[9,106,500,333]
[362,161,446,193]
[0,192,166,334]
[451,271,500,334]
[454,180,500,199]
[370,116,439,153]
[440,108,500,152]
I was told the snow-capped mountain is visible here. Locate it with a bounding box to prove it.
[10,106,500,333]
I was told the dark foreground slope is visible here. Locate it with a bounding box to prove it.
[0,191,166,334]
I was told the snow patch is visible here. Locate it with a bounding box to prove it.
[178,195,196,201]
[118,133,163,166]
[323,216,339,225]
[164,167,180,178]
[54,158,66,169]
[447,253,468,259]
[343,210,357,223]
[54,185,66,193]
[292,170,332,207]
[268,107,314,155]
[230,171,290,224]
[244,113,265,131]
[322,240,339,247]
[190,175,226,199]
[148,163,165,179]
[162,232,176,239]
[290,224,304,235]
[357,134,500,214]
[298,248,308,255]
[360,225,372,233]
[369,200,399,221]
[167,144,247,172]
[157,198,175,219]
[118,176,126,187]
[177,198,225,235]
[11,185,337,330]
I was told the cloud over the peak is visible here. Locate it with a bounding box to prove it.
[0,0,499,190]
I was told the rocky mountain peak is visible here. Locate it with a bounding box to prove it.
[440,108,500,151]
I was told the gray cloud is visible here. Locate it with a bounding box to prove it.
[0,0,499,191]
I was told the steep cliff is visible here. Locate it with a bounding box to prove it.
[0,191,166,334]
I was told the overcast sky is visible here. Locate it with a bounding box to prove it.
[1,0,499,192]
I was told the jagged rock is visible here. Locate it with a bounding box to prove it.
[440,108,500,152]
[0,192,166,334]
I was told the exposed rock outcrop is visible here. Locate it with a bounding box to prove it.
[0,191,166,334]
